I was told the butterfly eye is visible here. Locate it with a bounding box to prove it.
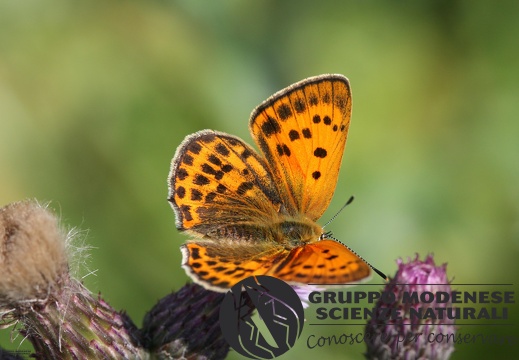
[319,230,334,241]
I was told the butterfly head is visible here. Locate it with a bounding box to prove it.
[319,230,335,241]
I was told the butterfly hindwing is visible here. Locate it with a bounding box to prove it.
[181,239,370,292]
[270,239,371,284]
[181,241,288,292]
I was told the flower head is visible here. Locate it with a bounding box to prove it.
[141,283,229,360]
[0,201,146,359]
[365,254,455,360]
[0,200,233,359]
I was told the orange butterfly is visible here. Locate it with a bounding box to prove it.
[168,74,379,292]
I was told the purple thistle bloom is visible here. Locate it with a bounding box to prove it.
[365,254,456,360]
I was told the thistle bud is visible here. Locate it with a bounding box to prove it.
[141,283,229,360]
[0,201,146,359]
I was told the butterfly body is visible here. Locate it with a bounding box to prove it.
[207,218,321,244]
[270,219,322,248]
[169,74,372,292]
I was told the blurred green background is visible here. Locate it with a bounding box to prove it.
[1,1,518,359]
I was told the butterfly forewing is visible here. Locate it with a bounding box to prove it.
[168,130,283,236]
[249,74,351,221]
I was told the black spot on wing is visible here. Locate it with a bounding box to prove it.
[288,130,300,141]
[205,192,217,203]
[183,154,194,166]
[177,168,188,180]
[226,137,239,146]
[322,93,331,104]
[215,143,230,157]
[201,163,224,180]
[237,181,254,195]
[261,117,281,137]
[191,189,203,201]
[180,205,193,221]
[241,148,252,159]
[193,174,210,186]
[335,95,348,112]
[309,94,318,106]
[201,163,216,175]
[207,154,222,166]
[277,104,292,120]
[176,186,186,198]
[294,98,306,113]
[198,133,216,143]
[302,128,312,138]
[191,247,201,260]
[314,147,327,158]
[188,142,202,154]
[217,281,230,288]
[276,144,291,157]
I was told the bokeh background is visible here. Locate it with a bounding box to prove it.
[1,1,518,359]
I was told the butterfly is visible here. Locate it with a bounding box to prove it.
[168,74,378,292]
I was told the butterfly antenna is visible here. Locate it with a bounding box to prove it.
[322,195,355,229]
[331,237,388,281]
[372,266,389,281]
[320,196,388,281]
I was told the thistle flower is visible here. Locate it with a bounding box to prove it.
[0,201,146,359]
[141,283,229,360]
[365,254,455,360]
